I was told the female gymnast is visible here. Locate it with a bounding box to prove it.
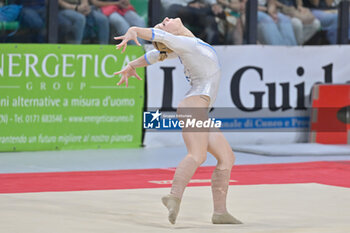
[114,17,242,225]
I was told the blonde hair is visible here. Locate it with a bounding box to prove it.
[152,41,173,61]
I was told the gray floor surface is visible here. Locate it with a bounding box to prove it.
[1,145,350,173]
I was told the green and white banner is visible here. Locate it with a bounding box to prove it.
[0,44,145,151]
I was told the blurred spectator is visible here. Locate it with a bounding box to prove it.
[95,0,145,44]
[0,0,21,20]
[161,0,223,45]
[0,0,21,40]
[257,0,297,45]
[58,0,89,43]
[276,0,320,45]
[304,0,349,44]
[217,0,247,44]
[58,0,109,44]
[11,0,46,42]
[13,0,47,43]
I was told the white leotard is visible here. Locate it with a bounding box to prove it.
[144,28,221,107]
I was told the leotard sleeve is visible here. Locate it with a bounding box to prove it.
[150,28,196,53]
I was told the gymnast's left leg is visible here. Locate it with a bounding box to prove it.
[208,130,242,224]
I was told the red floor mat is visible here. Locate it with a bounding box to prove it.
[0,161,349,194]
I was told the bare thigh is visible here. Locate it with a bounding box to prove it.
[207,129,235,170]
[178,95,210,164]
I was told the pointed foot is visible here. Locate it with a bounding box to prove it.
[161,194,181,224]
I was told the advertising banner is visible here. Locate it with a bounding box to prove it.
[0,44,145,151]
[145,45,350,147]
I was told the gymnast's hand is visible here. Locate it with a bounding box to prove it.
[114,27,141,53]
[114,64,142,87]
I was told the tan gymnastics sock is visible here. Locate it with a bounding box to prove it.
[162,156,199,224]
[161,194,181,224]
[211,168,242,224]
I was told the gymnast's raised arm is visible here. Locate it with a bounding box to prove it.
[114,21,196,54]
[114,49,178,87]
[114,18,196,87]
[114,27,152,53]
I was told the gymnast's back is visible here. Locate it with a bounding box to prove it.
[146,28,221,79]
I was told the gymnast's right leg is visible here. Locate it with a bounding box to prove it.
[162,95,209,224]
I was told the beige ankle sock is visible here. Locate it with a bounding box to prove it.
[170,156,199,199]
[211,168,230,214]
